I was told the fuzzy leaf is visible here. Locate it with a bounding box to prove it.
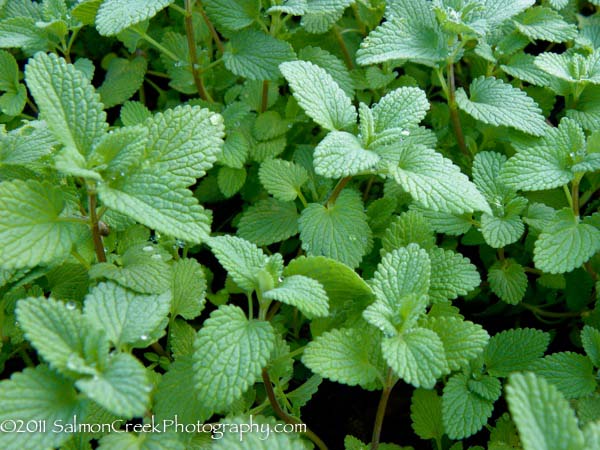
[455,76,546,136]
[484,328,550,377]
[97,56,147,108]
[381,210,436,253]
[258,159,308,202]
[170,258,206,320]
[193,305,275,411]
[372,87,430,133]
[263,275,329,317]
[238,198,299,246]
[488,259,528,305]
[514,7,577,43]
[428,247,481,303]
[581,325,600,367]
[204,0,259,31]
[301,0,354,34]
[533,352,596,399]
[280,60,357,131]
[299,46,354,97]
[96,0,174,36]
[314,131,380,178]
[411,389,444,442]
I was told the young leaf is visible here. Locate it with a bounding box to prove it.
[428,247,481,303]
[410,388,444,443]
[533,209,600,274]
[96,0,174,36]
[258,159,308,202]
[299,46,354,97]
[302,324,386,389]
[300,0,354,34]
[314,131,380,178]
[224,30,295,80]
[443,372,497,440]
[371,87,430,133]
[382,327,448,389]
[97,56,147,108]
[25,52,107,157]
[514,6,577,43]
[388,145,491,215]
[83,281,171,349]
[299,190,371,268]
[484,328,550,377]
[381,211,436,254]
[280,60,357,131]
[488,259,528,305]
[506,372,586,450]
[203,0,260,31]
[237,198,299,246]
[0,180,85,269]
[263,275,329,317]
[170,258,206,320]
[218,166,246,198]
[0,366,84,450]
[455,76,547,136]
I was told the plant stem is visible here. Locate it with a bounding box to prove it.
[370,368,396,450]
[197,0,224,54]
[326,176,352,207]
[184,0,212,101]
[521,302,587,319]
[260,80,269,113]
[88,190,106,263]
[25,96,38,114]
[571,177,581,216]
[296,190,309,208]
[363,175,375,201]
[333,25,354,70]
[261,369,328,450]
[136,28,180,62]
[447,62,470,159]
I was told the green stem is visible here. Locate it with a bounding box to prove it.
[247,293,254,319]
[197,0,224,54]
[71,250,91,270]
[447,62,470,159]
[333,26,354,70]
[563,184,573,210]
[135,27,180,61]
[363,175,375,202]
[370,368,396,450]
[260,80,269,113]
[571,176,581,217]
[261,369,328,450]
[25,96,38,114]
[184,0,212,101]
[326,176,352,207]
[296,190,308,208]
[521,302,587,319]
[88,190,106,263]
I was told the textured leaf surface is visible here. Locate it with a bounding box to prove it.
[506,372,585,450]
[299,190,371,268]
[193,305,275,411]
[170,258,206,320]
[96,0,174,36]
[410,389,444,442]
[314,131,379,178]
[0,366,83,450]
[224,31,295,80]
[533,352,596,399]
[484,328,550,377]
[382,327,447,389]
[300,0,354,34]
[204,0,259,31]
[455,76,546,136]
[0,180,83,269]
[534,209,600,274]
[238,198,299,246]
[488,259,527,305]
[84,281,171,349]
[299,46,354,97]
[97,56,147,108]
[258,159,308,201]
[280,60,356,131]
[582,325,600,367]
[25,52,107,156]
[372,87,429,133]
[428,247,481,303]
[443,373,497,439]
[389,145,491,215]
[263,275,328,317]
[302,325,385,389]
[381,210,436,253]
[514,7,577,43]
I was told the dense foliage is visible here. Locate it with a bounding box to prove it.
[1,0,600,449]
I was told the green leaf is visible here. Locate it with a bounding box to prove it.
[506,372,585,450]
[143,105,224,185]
[224,30,295,80]
[500,118,583,191]
[280,60,357,131]
[0,17,50,54]
[481,213,525,248]
[98,432,184,450]
[263,274,328,318]
[299,190,371,268]
[371,87,430,133]
[356,18,448,67]
[0,365,83,450]
[425,317,489,371]
[97,56,147,108]
[484,328,550,377]
[193,305,275,411]
[532,352,596,399]
[83,281,171,350]
[253,111,289,141]
[300,0,354,34]
[76,352,151,418]
[582,325,600,367]
[169,319,197,359]
[0,180,84,269]
[410,204,472,236]
[208,235,269,292]
[88,125,147,179]
[382,327,447,389]
[212,415,309,449]
[442,372,497,440]
[567,85,600,131]
[204,0,259,31]
[455,76,546,136]
[218,166,246,198]
[388,145,491,215]
[488,259,528,305]
[0,50,25,116]
[237,198,299,246]
[428,247,481,303]
[314,131,380,178]
[534,209,600,274]
[120,101,151,126]
[475,0,535,26]
[258,159,308,202]
[154,355,211,423]
[95,0,174,36]
[302,324,386,389]
[381,211,436,254]
[16,297,108,376]
[25,52,107,157]
[535,51,600,85]
[410,388,444,442]
[170,258,206,320]
[299,46,354,98]
[514,7,577,43]
[97,172,212,245]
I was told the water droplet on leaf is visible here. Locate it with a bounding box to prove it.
[143,245,154,252]
[66,301,77,311]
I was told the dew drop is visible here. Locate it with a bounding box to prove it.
[278,276,284,283]
[151,254,162,260]
[349,235,357,242]
[209,114,222,126]
[119,171,125,177]
[143,384,153,393]
[140,334,149,341]
[143,245,154,252]
[14,321,19,328]
[401,129,410,136]
[66,301,77,311]
[569,152,576,158]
